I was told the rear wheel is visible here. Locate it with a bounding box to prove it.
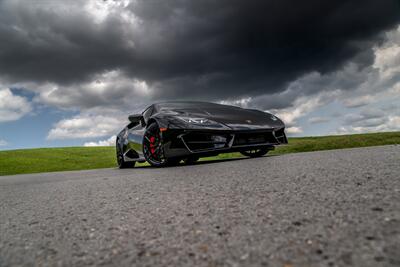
[116,142,136,168]
[240,148,269,158]
[143,122,170,167]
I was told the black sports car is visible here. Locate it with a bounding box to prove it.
[116,101,287,168]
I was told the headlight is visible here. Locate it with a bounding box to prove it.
[177,117,220,126]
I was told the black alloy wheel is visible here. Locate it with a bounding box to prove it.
[116,141,136,168]
[143,123,169,167]
[240,148,269,158]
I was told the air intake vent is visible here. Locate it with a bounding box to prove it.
[181,132,232,152]
[233,132,278,146]
[274,128,288,144]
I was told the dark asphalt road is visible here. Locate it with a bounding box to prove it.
[1,146,400,267]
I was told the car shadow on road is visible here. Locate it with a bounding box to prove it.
[133,154,281,169]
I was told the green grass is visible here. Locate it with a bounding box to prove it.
[0,147,116,176]
[1,131,399,176]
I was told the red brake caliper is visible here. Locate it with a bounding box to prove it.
[149,136,156,155]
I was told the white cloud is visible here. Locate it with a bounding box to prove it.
[271,97,319,125]
[337,27,400,107]
[84,135,116,147]
[336,111,400,134]
[309,117,329,124]
[343,95,373,108]
[84,0,138,26]
[333,34,400,135]
[47,112,125,140]
[286,126,303,134]
[264,93,336,136]
[269,91,338,126]
[336,116,400,134]
[0,139,8,146]
[0,88,32,122]
[219,97,252,108]
[30,70,152,110]
[374,26,400,80]
[344,108,385,124]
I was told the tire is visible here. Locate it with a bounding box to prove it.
[116,142,136,168]
[240,148,269,158]
[143,122,171,167]
[183,156,199,165]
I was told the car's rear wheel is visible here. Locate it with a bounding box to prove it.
[116,142,136,168]
[143,122,170,167]
[183,156,200,165]
[240,148,269,158]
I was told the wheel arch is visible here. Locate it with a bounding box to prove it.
[146,118,159,128]
[146,116,169,129]
[115,136,121,149]
[115,137,126,161]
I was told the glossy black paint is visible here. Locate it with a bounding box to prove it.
[116,101,287,164]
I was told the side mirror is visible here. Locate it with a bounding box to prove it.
[128,114,143,123]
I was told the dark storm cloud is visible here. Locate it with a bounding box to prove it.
[129,0,400,101]
[0,0,399,109]
[0,0,134,84]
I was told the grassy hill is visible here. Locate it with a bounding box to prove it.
[1,131,399,176]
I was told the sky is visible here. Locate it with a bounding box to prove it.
[0,0,400,150]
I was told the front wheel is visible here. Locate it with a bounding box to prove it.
[143,122,170,167]
[240,148,269,158]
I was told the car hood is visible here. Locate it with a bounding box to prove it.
[168,106,284,130]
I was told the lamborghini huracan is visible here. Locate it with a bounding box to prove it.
[116,101,287,168]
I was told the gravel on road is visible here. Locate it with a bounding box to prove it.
[1,145,399,267]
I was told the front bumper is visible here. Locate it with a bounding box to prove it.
[162,128,288,158]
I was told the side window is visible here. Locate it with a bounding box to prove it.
[142,106,153,123]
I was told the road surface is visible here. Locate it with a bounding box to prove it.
[1,145,399,267]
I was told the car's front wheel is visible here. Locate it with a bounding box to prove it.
[240,148,269,158]
[143,122,170,167]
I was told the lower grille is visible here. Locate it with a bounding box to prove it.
[181,132,233,152]
[180,129,286,152]
[233,131,278,146]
